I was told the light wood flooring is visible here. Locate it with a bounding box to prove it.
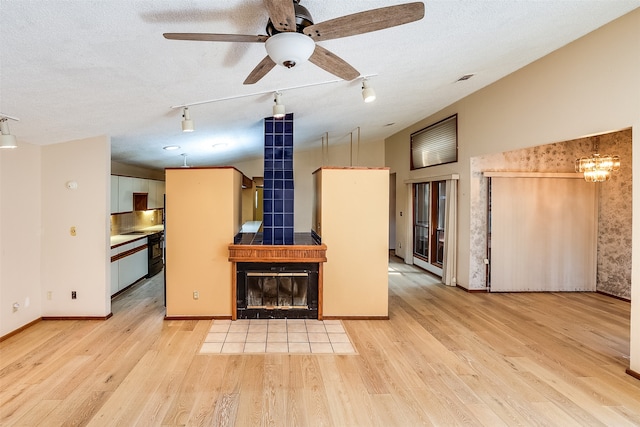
[1,257,639,426]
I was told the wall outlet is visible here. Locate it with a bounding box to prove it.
[47,291,52,300]
[193,291,199,300]
[71,291,77,299]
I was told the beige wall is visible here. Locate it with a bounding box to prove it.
[0,142,42,336]
[234,139,385,232]
[41,136,111,317]
[111,161,164,181]
[316,168,389,318]
[385,10,640,373]
[165,167,242,317]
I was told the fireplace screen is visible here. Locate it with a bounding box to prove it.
[247,272,308,308]
[237,262,319,319]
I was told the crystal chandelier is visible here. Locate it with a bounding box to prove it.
[575,139,620,182]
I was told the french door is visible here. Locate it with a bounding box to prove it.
[413,181,445,276]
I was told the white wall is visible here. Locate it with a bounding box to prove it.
[0,142,42,336]
[234,139,385,232]
[41,136,111,317]
[385,10,640,374]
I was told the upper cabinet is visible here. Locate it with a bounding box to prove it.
[117,176,134,213]
[111,175,165,213]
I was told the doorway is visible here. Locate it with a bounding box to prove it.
[412,181,445,276]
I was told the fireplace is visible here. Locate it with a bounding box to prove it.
[229,235,327,320]
[236,262,319,319]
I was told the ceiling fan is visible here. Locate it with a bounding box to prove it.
[163,0,425,85]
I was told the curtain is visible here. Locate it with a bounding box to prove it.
[442,179,457,286]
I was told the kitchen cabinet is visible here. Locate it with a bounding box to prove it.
[111,176,119,214]
[111,176,165,213]
[148,180,165,209]
[133,177,148,193]
[117,176,134,213]
[118,247,148,291]
[110,238,148,296]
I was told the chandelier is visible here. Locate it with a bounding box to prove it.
[575,139,620,182]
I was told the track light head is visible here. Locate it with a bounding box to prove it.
[362,78,376,103]
[181,107,194,132]
[0,118,17,149]
[273,92,285,118]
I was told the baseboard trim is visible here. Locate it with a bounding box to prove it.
[164,315,231,321]
[456,284,487,293]
[322,316,389,320]
[0,317,42,342]
[42,313,113,321]
[596,290,631,302]
[626,368,640,381]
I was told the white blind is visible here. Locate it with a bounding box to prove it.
[411,115,457,169]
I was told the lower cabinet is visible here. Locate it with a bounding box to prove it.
[111,240,149,296]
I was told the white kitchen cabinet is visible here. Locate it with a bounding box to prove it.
[118,247,148,291]
[133,177,149,193]
[118,176,134,213]
[111,176,119,214]
[110,261,119,295]
[157,181,165,208]
[148,180,159,209]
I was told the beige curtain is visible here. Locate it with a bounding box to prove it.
[442,179,457,286]
[489,175,597,292]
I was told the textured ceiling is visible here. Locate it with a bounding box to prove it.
[1,1,638,171]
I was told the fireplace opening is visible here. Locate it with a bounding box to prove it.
[237,262,318,319]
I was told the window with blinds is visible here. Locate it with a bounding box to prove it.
[410,114,458,170]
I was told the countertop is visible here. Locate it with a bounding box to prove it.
[110,225,164,248]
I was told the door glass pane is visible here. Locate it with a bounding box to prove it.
[434,181,446,266]
[413,183,429,258]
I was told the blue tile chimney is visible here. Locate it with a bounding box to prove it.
[263,113,294,244]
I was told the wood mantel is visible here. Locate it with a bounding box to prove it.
[228,243,327,320]
[228,243,327,263]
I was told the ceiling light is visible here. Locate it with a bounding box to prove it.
[273,92,285,118]
[265,32,316,69]
[575,138,620,182]
[163,145,181,150]
[0,117,17,149]
[181,107,194,132]
[361,78,376,103]
[180,153,190,168]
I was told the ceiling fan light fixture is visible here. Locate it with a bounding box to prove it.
[181,107,194,132]
[0,118,17,149]
[273,92,285,118]
[361,78,376,103]
[265,32,315,69]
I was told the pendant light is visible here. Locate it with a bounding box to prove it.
[575,137,620,182]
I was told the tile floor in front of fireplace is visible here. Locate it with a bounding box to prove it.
[199,319,356,354]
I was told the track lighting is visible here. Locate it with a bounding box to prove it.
[0,117,18,149]
[273,92,285,118]
[181,107,194,132]
[361,78,376,103]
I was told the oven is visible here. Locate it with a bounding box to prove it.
[148,232,164,277]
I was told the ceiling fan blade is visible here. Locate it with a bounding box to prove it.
[244,56,277,85]
[163,33,268,43]
[308,45,360,81]
[303,2,425,42]
[263,0,296,32]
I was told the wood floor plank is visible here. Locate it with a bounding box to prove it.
[2,257,640,426]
